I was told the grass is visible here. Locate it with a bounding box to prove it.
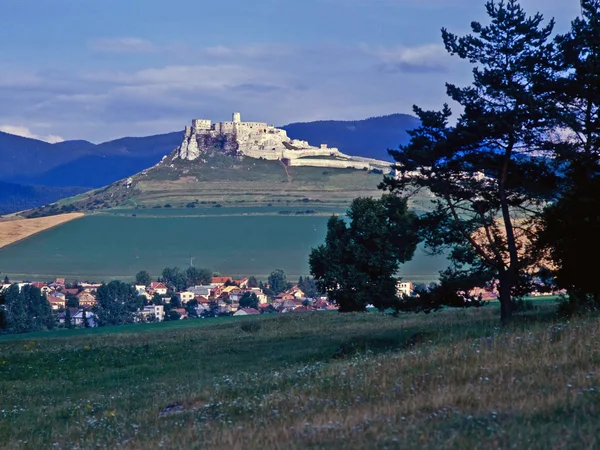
[1,304,599,449]
[0,209,448,282]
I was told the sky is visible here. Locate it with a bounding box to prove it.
[0,0,582,143]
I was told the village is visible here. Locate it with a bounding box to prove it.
[0,274,348,328]
[0,272,563,329]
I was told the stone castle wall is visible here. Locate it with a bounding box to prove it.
[175,112,390,171]
[286,159,372,170]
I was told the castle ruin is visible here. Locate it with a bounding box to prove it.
[176,112,390,171]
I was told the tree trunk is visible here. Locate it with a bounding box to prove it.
[498,272,514,326]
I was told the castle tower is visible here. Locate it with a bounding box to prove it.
[232,112,241,123]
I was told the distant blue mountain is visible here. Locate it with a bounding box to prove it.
[0,114,418,213]
[0,181,88,215]
[281,114,419,161]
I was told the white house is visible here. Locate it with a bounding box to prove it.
[396,281,413,297]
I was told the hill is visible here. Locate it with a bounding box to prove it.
[0,114,417,214]
[1,305,596,449]
[0,181,88,215]
[281,114,419,161]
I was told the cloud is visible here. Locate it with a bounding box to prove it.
[0,42,465,142]
[89,37,161,53]
[0,124,64,143]
[368,44,451,73]
[203,44,292,59]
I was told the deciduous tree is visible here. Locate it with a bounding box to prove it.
[309,196,420,312]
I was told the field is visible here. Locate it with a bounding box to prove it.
[1,304,599,449]
[0,213,84,249]
[0,208,448,282]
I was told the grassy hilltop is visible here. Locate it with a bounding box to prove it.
[1,305,599,449]
[25,154,425,216]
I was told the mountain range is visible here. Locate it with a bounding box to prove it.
[0,113,418,215]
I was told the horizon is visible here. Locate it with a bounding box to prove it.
[0,0,579,143]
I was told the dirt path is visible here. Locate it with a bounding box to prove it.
[279,160,293,183]
[0,213,85,249]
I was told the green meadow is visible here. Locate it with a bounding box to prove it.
[0,208,448,282]
[1,305,599,449]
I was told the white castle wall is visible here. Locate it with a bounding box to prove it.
[287,159,371,170]
[175,113,390,170]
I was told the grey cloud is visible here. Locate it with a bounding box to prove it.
[0,43,468,142]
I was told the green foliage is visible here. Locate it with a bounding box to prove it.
[65,293,79,308]
[64,308,72,329]
[166,310,181,321]
[298,276,319,298]
[537,1,600,314]
[161,267,187,292]
[1,284,54,334]
[310,195,420,312]
[93,281,143,326]
[186,267,212,287]
[381,0,558,323]
[240,320,261,333]
[152,293,163,306]
[170,295,181,308]
[135,270,152,286]
[247,276,259,288]
[268,269,288,295]
[239,292,259,310]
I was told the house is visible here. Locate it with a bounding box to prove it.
[233,307,260,316]
[62,288,80,296]
[72,310,97,327]
[189,285,216,297]
[77,291,97,308]
[468,287,498,301]
[150,282,168,295]
[135,285,147,295]
[176,291,195,304]
[396,281,413,297]
[235,278,249,288]
[53,291,66,300]
[259,303,276,313]
[47,295,66,310]
[195,295,211,305]
[211,276,232,286]
[219,286,241,299]
[248,287,268,304]
[57,307,80,324]
[31,282,51,294]
[172,308,188,319]
[277,299,298,313]
[314,299,329,310]
[275,292,295,301]
[287,286,305,299]
[80,283,101,292]
[55,278,66,286]
[139,304,165,322]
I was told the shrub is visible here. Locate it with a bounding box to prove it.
[240,321,261,333]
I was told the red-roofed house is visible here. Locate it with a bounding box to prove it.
[77,291,97,308]
[233,307,260,316]
[235,278,249,288]
[47,295,66,310]
[150,282,168,295]
[212,277,233,286]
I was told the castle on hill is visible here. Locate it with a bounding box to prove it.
[176,112,390,171]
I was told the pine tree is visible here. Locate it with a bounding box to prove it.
[381,0,557,324]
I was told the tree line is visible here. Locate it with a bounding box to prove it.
[310,0,600,324]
